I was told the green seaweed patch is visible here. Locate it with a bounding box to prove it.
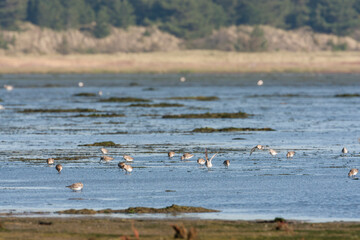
[100,97,150,102]
[56,204,219,215]
[168,96,219,101]
[335,94,360,98]
[249,94,303,98]
[79,141,120,147]
[19,108,98,113]
[73,93,97,97]
[163,111,251,119]
[75,113,125,118]
[129,103,184,107]
[0,98,2,102]
[100,131,128,135]
[192,127,275,133]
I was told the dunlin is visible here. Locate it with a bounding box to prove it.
[55,164,62,173]
[66,182,83,191]
[250,145,264,155]
[100,156,114,162]
[348,168,358,178]
[181,153,194,160]
[197,158,205,165]
[101,148,108,154]
[342,147,348,154]
[123,155,134,162]
[223,160,230,168]
[47,158,54,165]
[168,151,175,158]
[118,161,126,169]
[269,149,277,156]
[205,149,217,168]
[286,151,295,158]
[123,164,133,173]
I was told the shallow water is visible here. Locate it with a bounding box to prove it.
[1,73,360,222]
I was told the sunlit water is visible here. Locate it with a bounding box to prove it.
[1,73,360,222]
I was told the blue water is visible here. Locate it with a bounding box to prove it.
[1,73,360,222]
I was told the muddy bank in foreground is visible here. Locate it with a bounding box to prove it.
[0,217,359,239]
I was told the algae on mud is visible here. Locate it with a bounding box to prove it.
[56,204,219,214]
[74,113,125,118]
[129,103,184,107]
[19,108,98,113]
[192,127,275,133]
[335,93,360,97]
[73,93,97,97]
[167,96,219,101]
[100,97,150,102]
[163,111,251,119]
[79,141,120,147]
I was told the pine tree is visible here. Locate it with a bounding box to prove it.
[93,6,110,38]
[0,0,27,29]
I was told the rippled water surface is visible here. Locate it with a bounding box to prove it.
[1,73,360,221]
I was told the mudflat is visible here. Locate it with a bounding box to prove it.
[0,217,360,239]
[1,51,360,74]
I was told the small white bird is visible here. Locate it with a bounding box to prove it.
[348,168,358,178]
[78,82,84,87]
[100,148,108,154]
[269,149,277,156]
[0,105,4,110]
[4,85,13,91]
[98,91,103,96]
[257,80,263,86]
[123,155,134,162]
[180,76,186,82]
[342,147,348,154]
[250,145,265,155]
[47,158,54,165]
[66,182,83,191]
[286,151,295,158]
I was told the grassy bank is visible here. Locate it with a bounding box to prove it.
[0,217,360,239]
[1,51,360,74]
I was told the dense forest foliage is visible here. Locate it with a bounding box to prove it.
[1,0,360,39]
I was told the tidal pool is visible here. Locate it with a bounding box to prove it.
[0,73,360,222]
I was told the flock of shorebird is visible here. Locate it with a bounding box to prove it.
[47,145,358,191]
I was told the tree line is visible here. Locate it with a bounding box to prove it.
[1,0,360,39]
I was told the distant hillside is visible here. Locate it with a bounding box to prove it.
[0,23,359,54]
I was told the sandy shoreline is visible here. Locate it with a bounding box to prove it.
[1,51,360,74]
[0,216,359,239]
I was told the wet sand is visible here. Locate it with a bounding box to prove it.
[1,51,360,73]
[0,216,360,239]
